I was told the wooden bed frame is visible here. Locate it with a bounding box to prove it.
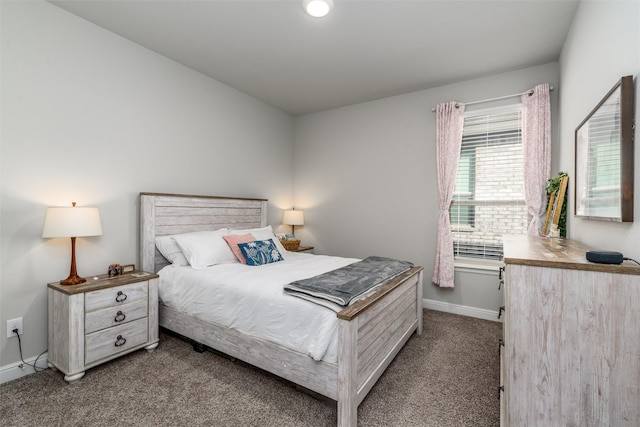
[139,192,424,427]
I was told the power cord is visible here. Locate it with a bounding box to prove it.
[624,257,640,266]
[13,328,48,372]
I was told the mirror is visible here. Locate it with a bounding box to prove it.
[575,75,634,222]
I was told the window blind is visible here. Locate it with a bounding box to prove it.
[450,106,529,261]
[585,102,621,209]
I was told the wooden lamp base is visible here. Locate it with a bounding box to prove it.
[60,274,86,286]
[60,236,86,286]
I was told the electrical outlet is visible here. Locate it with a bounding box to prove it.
[6,317,23,338]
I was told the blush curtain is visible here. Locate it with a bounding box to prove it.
[521,84,551,235]
[432,101,465,288]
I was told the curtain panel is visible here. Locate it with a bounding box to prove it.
[432,101,465,288]
[521,84,551,236]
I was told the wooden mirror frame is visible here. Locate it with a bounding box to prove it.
[574,75,635,222]
[542,173,569,236]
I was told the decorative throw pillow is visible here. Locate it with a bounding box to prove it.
[228,226,288,259]
[222,233,255,264]
[237,239,283,266]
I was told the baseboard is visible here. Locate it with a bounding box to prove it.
[423,299,501,323]
[0,353,49,385]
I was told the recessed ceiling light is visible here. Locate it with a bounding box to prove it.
[303,0,334,18]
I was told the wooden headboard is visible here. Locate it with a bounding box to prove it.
[140,193,268,273]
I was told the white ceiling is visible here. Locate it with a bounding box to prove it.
[50,0,579,116]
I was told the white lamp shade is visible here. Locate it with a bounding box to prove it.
[303,0,333,18]
[42,207,103,238]
[282,210,304,226]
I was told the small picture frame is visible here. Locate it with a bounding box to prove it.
[285,234,295,240]
[121,264,135,274]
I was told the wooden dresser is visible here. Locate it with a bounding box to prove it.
[48,272,159,382]
[501,235,640,426]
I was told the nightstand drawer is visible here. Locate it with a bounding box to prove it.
[85,282,148,312]
[85,317,148,364]
[85,299,148,334]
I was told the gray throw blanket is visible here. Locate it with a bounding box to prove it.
[283,256,413,309]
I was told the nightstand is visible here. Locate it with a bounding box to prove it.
[47,272,159,383]
[290,246,314,253]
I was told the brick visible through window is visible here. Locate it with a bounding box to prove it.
[450,105,529,261]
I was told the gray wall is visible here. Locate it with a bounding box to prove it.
[293,62,560,314]
[1,1,294,366]
[559,0,640,255]
[4,0,638,373]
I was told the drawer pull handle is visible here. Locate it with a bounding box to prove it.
[114,311,126,322]
[115,335,127,347]
[115,291,127,303]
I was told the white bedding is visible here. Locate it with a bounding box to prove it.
[158,252,359,364]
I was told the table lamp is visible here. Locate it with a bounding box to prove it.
[42,202,103,285]
[282,209,304,237]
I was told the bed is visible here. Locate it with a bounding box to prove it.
[139,192,424,426]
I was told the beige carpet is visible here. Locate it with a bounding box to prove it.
[1,310,501,426]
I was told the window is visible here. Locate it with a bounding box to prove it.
[450,105,529,261]
[585,100,621,212]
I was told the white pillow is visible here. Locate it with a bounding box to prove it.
[228,225,288,259]
[173,229,237,269]
[156,235,190,266]
[156,229,229,267]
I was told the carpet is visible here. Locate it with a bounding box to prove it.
[0,310,501,426]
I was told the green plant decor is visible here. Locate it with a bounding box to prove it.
[545,171,568,237]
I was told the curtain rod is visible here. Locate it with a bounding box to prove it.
[431,86,554,112]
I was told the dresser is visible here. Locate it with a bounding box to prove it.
[500,236,640,426]
[48,272,159,382]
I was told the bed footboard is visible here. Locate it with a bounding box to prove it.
[337,267,424,426]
